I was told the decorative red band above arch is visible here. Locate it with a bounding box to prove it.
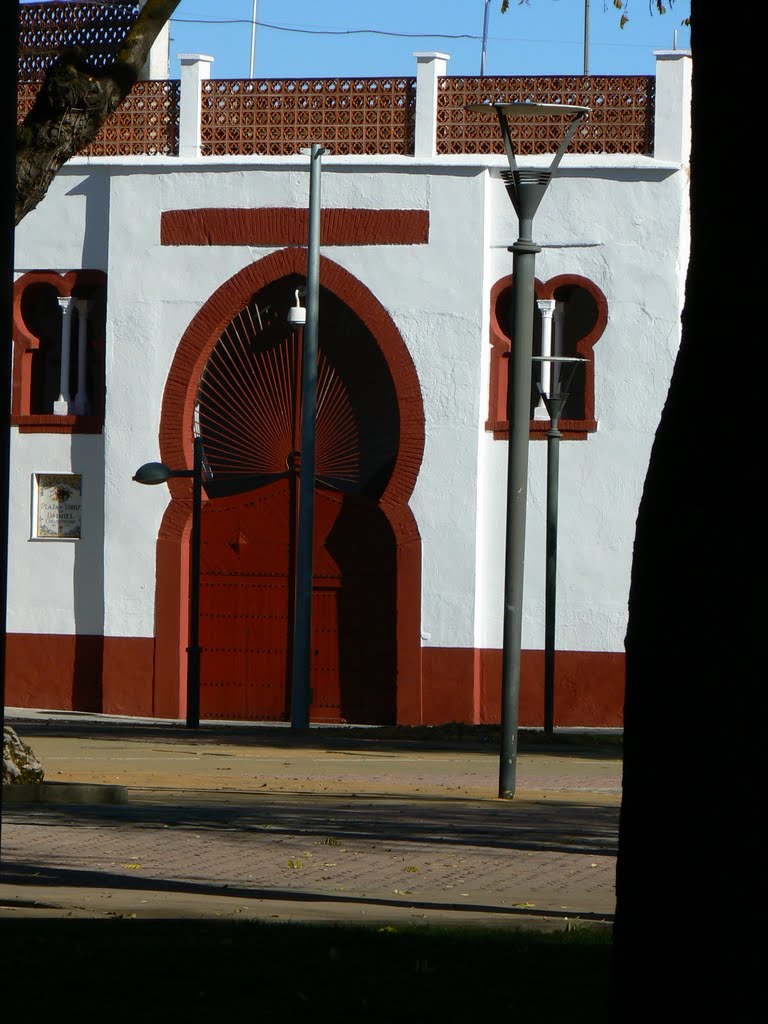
[161,208,430,248]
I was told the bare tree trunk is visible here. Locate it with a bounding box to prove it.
[15,0,180,224]
[0,0,20,857]
[614,2,753,1016]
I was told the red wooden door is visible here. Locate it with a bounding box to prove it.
[199,483,352,722]
[194,278,398,723]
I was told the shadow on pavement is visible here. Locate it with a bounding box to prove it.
[4,788,619,857]
[8,717,623,759]
[0,860,613,924]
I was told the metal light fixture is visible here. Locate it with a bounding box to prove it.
[466,100,589,798]
[133,435,205,729]
[133,461,173,485]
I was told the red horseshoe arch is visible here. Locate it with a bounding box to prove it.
[152,249,426,724]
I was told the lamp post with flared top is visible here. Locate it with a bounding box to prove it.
[465,101,589,798]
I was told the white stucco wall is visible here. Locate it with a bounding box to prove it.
[472,160,687,653]
[14,170,111,273]
[9,143,688,658]
[7,432,105,635]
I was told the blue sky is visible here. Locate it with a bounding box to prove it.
[166,1,692,81]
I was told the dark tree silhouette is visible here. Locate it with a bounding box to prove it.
[16,0,180,224]
[614,2,753,1017]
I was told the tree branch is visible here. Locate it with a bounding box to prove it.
[16,0,181,225]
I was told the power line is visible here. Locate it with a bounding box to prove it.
[170,17,675,50]
[171,18,482,40]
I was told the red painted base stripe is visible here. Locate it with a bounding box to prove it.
[5,634,623,728]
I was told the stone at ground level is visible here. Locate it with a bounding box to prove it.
[2,725,44,784]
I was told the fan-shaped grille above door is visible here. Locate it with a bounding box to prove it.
[196,275,399,499]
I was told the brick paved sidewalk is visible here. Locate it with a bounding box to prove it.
[1,713,621,930]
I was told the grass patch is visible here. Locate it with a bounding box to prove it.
[1,918,612,1021]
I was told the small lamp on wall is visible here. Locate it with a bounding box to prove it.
[287,289,307,327]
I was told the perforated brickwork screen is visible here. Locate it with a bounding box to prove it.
[19,1,140,81]
[17,78,180,156]
[200,78,416,156]
[85,79,179,155]
[437,76,655,156]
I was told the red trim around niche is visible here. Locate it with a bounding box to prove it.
[487,273,608,441]
[12,269,107,434]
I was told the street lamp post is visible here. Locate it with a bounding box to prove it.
[533,354,588,735]
[465,101,589,798]
[134,434,204,729]
[480,0,491,76]
[290,142,325,731]
[249,0,258,78]
[584,0,591,76]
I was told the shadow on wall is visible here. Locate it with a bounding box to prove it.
[66,175,110,270]
[326,496,397,724]
[70,432,105,711]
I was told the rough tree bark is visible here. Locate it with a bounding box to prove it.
[614,2,752,1017]
[15,0,180,225]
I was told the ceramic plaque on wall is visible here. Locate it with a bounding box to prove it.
[33,473,82,539]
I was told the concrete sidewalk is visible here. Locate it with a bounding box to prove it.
[1,709,622,931]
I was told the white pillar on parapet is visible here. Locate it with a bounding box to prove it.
[54,296,75,415]
[653,49,692,165]
[413,51,450,158]
[179,53,214,159]
[73,300,90,416]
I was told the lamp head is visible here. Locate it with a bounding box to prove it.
[464,102,590,175]
[465,102,590,118]
[133,462,172,485]
[464,101,590,227]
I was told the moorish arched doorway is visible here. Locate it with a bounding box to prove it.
[153,251,425,724]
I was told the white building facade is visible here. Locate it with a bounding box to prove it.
[8,44,691,727]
